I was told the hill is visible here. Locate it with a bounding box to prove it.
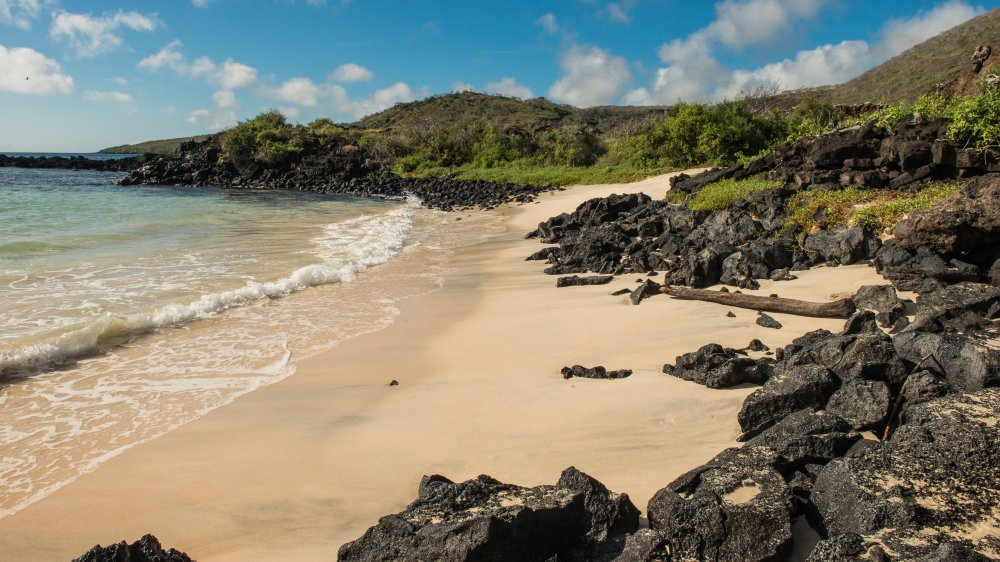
[100,135,211,155]
[822,8,1000,104]
[354,91,668,136]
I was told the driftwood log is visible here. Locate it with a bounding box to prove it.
[660,286,856,318]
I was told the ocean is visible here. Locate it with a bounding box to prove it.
[0,158,502,518]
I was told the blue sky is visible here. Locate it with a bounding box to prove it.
[0,0,995,151]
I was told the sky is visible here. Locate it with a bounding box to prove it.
[0,0,996,151]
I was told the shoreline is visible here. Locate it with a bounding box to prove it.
[0,172,891,560]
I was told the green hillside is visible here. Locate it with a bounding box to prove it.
[354,91,668,136]
[100,135,211,155]
[823,8,1000,104]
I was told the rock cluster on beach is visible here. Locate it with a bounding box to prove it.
[117,139,549,211]
[72,534,193,562]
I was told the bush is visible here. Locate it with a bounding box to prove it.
[786,100,843,143]
[537,126,604,166]
[947,83,1000,148]
[688,177,782,211]
[222,110,303,165]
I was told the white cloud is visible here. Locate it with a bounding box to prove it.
[277,106,301,119]
[161,105,176,115]
[606,1,634,24]
[219,60,258,89]
[50,10,157,58]
[484,77,533,99]
[330,63,373,83]
[0,44,73,95]
[877,1,983,59]
[548,44,632,107]
[192,0,210,7]
[186,108,210,124]
[138,41,259,90]
[82,89,132,104]
[111,76,128,85]
[344,81,416,118]
[0,0,43,30]
[270,77,322,106]
[83,89,136,114]
[535,12,559,33]
[452,81,474,92]
[212,89,236,109]
[707,0,827,49]
[627,0,985,104]
[138,39,185,73]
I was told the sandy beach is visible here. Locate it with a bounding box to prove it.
[0,172,890,560]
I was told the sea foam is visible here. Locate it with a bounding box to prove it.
[0,200,417,378]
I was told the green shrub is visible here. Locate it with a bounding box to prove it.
[537,126,604,166]
[688,177,782,211]
[786,100,843,143]
[947,83,1000,148]
[222,110,304,165]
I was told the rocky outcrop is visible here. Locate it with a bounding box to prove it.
[662,343,772,388]
[119,139,548,211]
[811,389,1000,560]
[72,534,193,562]
[877,175,1000,295]
[337,467,639,562]
[0,153,142,172]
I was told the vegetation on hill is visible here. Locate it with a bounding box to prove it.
[822,9,1000,104]
[101,135,211,155]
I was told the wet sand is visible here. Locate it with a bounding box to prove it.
[0,172,890,560]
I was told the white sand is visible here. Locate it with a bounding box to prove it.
[0,172,891,560]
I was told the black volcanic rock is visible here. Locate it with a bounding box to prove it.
[662,343,772,389]
[561,365,633,380]
[756,313,783,329]
[811,389,1000,560]
[645,446,795,562]
[337,467,639,562]
[0,153,142,172]
[72,534,193,562]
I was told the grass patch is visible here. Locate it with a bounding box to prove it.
[410,164,665,187]
[688,177,782,211]
[664,190,689,205]
[853,182,962,232]
[784,181,962,234]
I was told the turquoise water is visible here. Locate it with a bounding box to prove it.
[0,162,504,519]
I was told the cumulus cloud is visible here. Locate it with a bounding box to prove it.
[484,77,533,99]
[192,0,210,7]
[138,40,259,90]
[0,0,43,30]
[451,81,474,92]
[548,44,632,107]
[186,108,210,124]
[50,10,157,58]
[82,89,136,113]
[212,89,236,109]
[535,12,559,33]
[0,44,73,95]
[161,105,176,115]
[628,0,985,104]
[268,77,322,106]
[342,81,416,118]
[330,63,373,83]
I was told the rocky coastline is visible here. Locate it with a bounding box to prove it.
[0,153,143,172]
[70,116,999,561]
[117,139,551,211]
